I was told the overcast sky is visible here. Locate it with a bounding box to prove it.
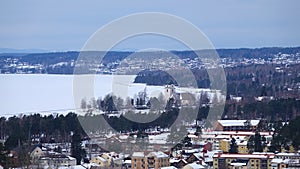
[1,0,300,51]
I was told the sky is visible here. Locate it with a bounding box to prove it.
[0,0,300,51]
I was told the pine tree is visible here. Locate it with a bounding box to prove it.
[0,143,8,168]
[229,138,238,154]
[247,135,255,153]
[254,131,263,152]
[71,129,84,165]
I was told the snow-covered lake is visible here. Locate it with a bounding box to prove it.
[0,74,158,116]
[0,74,223,117]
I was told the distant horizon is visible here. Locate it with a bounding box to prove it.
[1,45,300,54]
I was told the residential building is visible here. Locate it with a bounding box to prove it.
[90,156,108,166]
[131,151,170,169]
[30,146,46,162]
[38,152,77,167]
[132,152,145,169]
[101,152,124,167]
[213,153,275,169]
[215,120,260,131]
[146,151,170,169]
[182,162,206,169]
[271,153,300,169]
[219,139,230,152]
[219,137,248,154]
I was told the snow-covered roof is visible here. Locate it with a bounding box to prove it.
[170,158,180,163]
[218,120,260,127]
[271,158,299,164]
[67,156,76,161]
[193,153,203,160]
[271,158,284,164]
[188,134,198,138]
[132,152,145,157]
[201,131,273,136]
[82,163,100,167]
[185,162,205,169]
[58,165,86,169]
[184,149,200,154]
[237,140,247,146]
[161,166,178,169]
[213,153,275,159]
[147,151,168,158]
[275,153,300,157]
[124,160,131,164]
[95,156,107,162]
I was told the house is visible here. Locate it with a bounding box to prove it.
[90,156,108,166]
[171,159,188,168]
[182,162,206,169]
[215,120,260,131]
[38,152,77,167]
[101,152,124,167]
[186,153,204,164]
[30,146,45,161]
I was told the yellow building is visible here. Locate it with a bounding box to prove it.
[219,139,230,152]
[237,141,248,154]
[132,152,145,169]
[213,153,274,169]
[219,138,248,154]
[131,151,170,169]
[90,156,108,166]
[145,151,170,169]
[101,152,123,166]
[90,152,124,167]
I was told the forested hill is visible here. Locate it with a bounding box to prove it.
[1,46,300,66]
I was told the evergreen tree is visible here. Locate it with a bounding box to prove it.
[247,135,255,153]
[71,129,85,165]
[195,126,202,136]
[0,143,8,168]
[229,138,238,154]
[181,136,192,147]
[254,131,263,152]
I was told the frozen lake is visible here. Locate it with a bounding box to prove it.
[0,74,162,116]
[0,74,222,117]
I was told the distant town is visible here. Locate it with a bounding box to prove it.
[0,47,300,169]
